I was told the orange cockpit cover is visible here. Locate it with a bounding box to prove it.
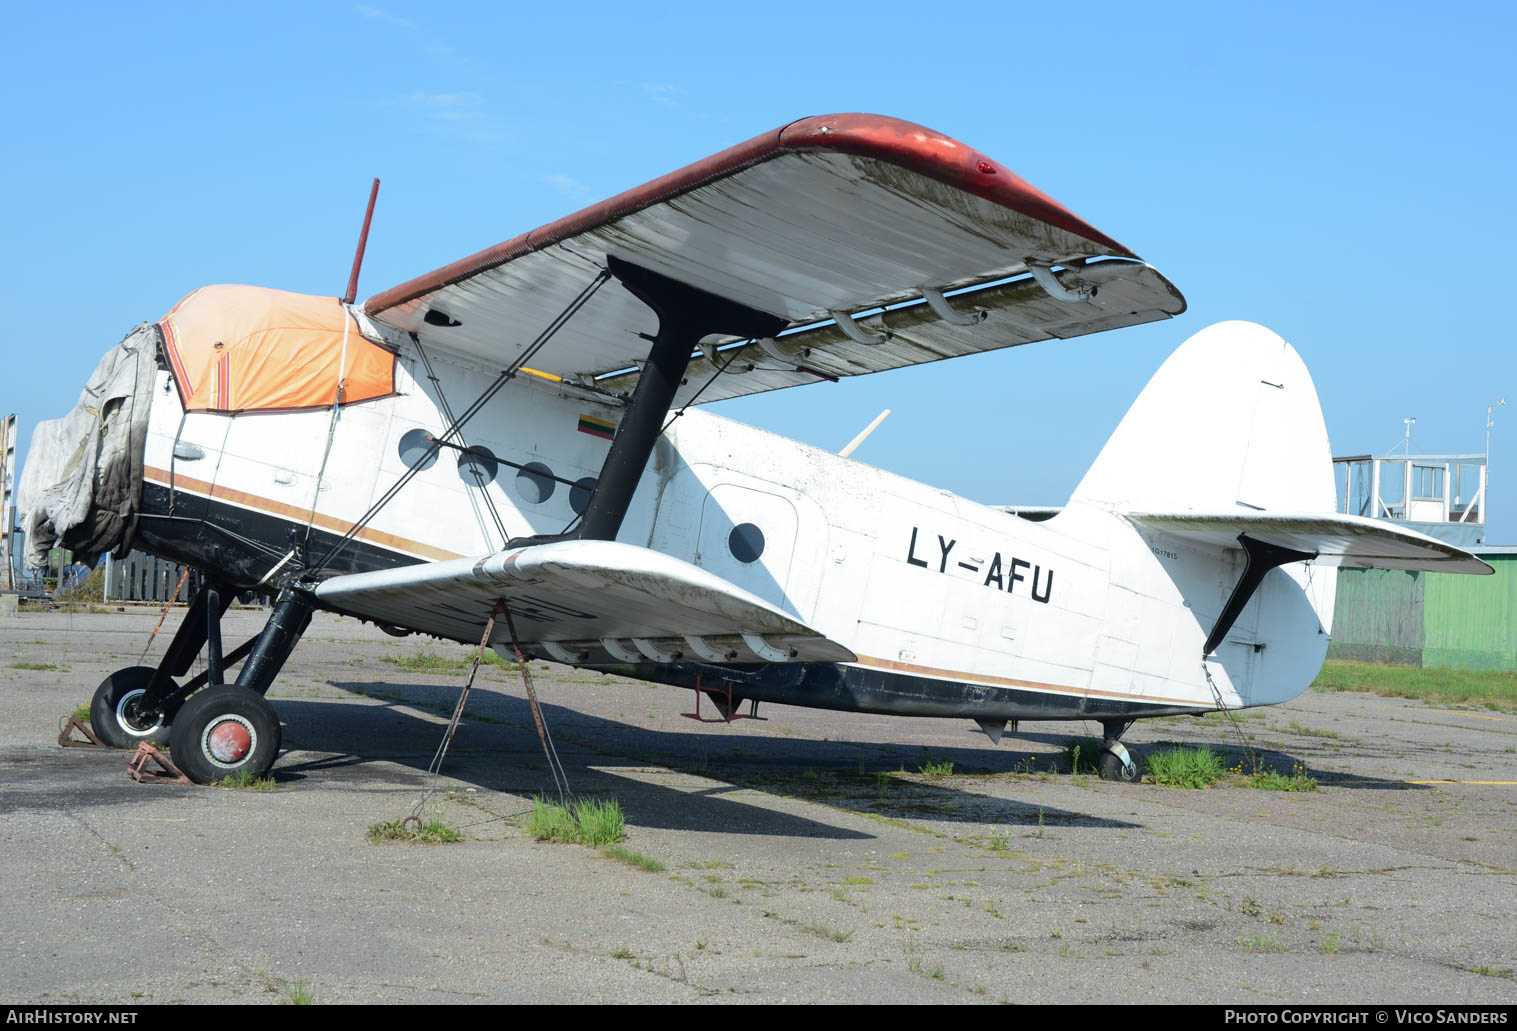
[159,285,396,414]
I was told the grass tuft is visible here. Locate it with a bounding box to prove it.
[524,796,579,842]
[603,844,665,872]
[526,795,626,846]
[1062,737,1103,775]
[802,921,853,943]
[215,769,277,791]
[368,818,463,844]
[380,648,515,674]
[917,756,955,776]
[1246,764,1318,792]
[1145,745,1226,788]
[571,797,626,846]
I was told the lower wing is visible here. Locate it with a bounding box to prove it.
[312,539,856,664]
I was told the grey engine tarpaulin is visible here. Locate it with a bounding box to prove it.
[18,323,158,569]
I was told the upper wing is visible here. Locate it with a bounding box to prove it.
[1126,512,1493,574]
[363,113,1185,405]
[313,539,856,664]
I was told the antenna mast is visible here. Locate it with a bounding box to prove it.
[342,178,381,305]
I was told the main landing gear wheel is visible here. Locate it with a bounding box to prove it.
[89,666,171,748]
[169,684,282,785]
[1098,741,1141,782]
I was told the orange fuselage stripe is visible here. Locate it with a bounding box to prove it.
[852,654,1201,708]
[142,464,460,562]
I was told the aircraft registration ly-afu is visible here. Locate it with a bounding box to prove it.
[20,113,1489,785]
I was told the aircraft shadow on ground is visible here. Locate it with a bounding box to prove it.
[272,680,1150,834]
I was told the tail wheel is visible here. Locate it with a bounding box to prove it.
[1098,744,1142,782]
[89,666,171,748]
[169,685,282,784]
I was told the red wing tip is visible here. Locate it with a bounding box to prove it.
[777,113,1136,259]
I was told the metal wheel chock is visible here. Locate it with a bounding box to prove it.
[126,743,192,785]
[58,716,108,749]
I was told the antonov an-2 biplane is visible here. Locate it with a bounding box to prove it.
[20,113,1489,785]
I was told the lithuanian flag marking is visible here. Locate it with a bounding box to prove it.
[578,414,616,440]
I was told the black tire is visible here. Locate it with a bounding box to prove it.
[89,666,171,748]
[1098,745,1141,783]
[169,685,282,784]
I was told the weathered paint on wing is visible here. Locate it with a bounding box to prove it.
[362,114,1185,406]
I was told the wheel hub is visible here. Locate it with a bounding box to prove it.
[204,716,255,766]
[116,689,164,736]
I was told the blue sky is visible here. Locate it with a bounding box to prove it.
[4,2,1514,540]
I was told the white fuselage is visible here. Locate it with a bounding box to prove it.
[138,339,1335,720]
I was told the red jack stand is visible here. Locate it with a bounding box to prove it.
[127,743,191,785]
[682,677,765,723]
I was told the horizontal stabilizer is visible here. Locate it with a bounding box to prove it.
[1126,512,1492,575]
[313,540,856,664]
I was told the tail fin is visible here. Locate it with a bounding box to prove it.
[1071,319,1489,576]
[1069,322,1487,709]
[1070,320,1334,514]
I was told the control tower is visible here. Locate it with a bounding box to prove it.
[1334,452,1487,548]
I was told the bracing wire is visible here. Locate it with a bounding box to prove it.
[412,334,510,547]
[1202,658,1260,775]
[408,611,498,829]
[661,346,747,434]
[309,269,611,575]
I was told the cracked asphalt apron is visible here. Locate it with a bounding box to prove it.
[3,609,1514,1004]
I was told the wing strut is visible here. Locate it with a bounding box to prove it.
[1203,534,1316,657]
[579,257,786,540]
[515,257,786,546]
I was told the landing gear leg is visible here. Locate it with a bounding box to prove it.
[1098,720,1141,782]
[233,587,314,696]
[168,587,314,783]
[88,579,236,748]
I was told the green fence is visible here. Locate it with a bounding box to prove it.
[1328,554,1516,670]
